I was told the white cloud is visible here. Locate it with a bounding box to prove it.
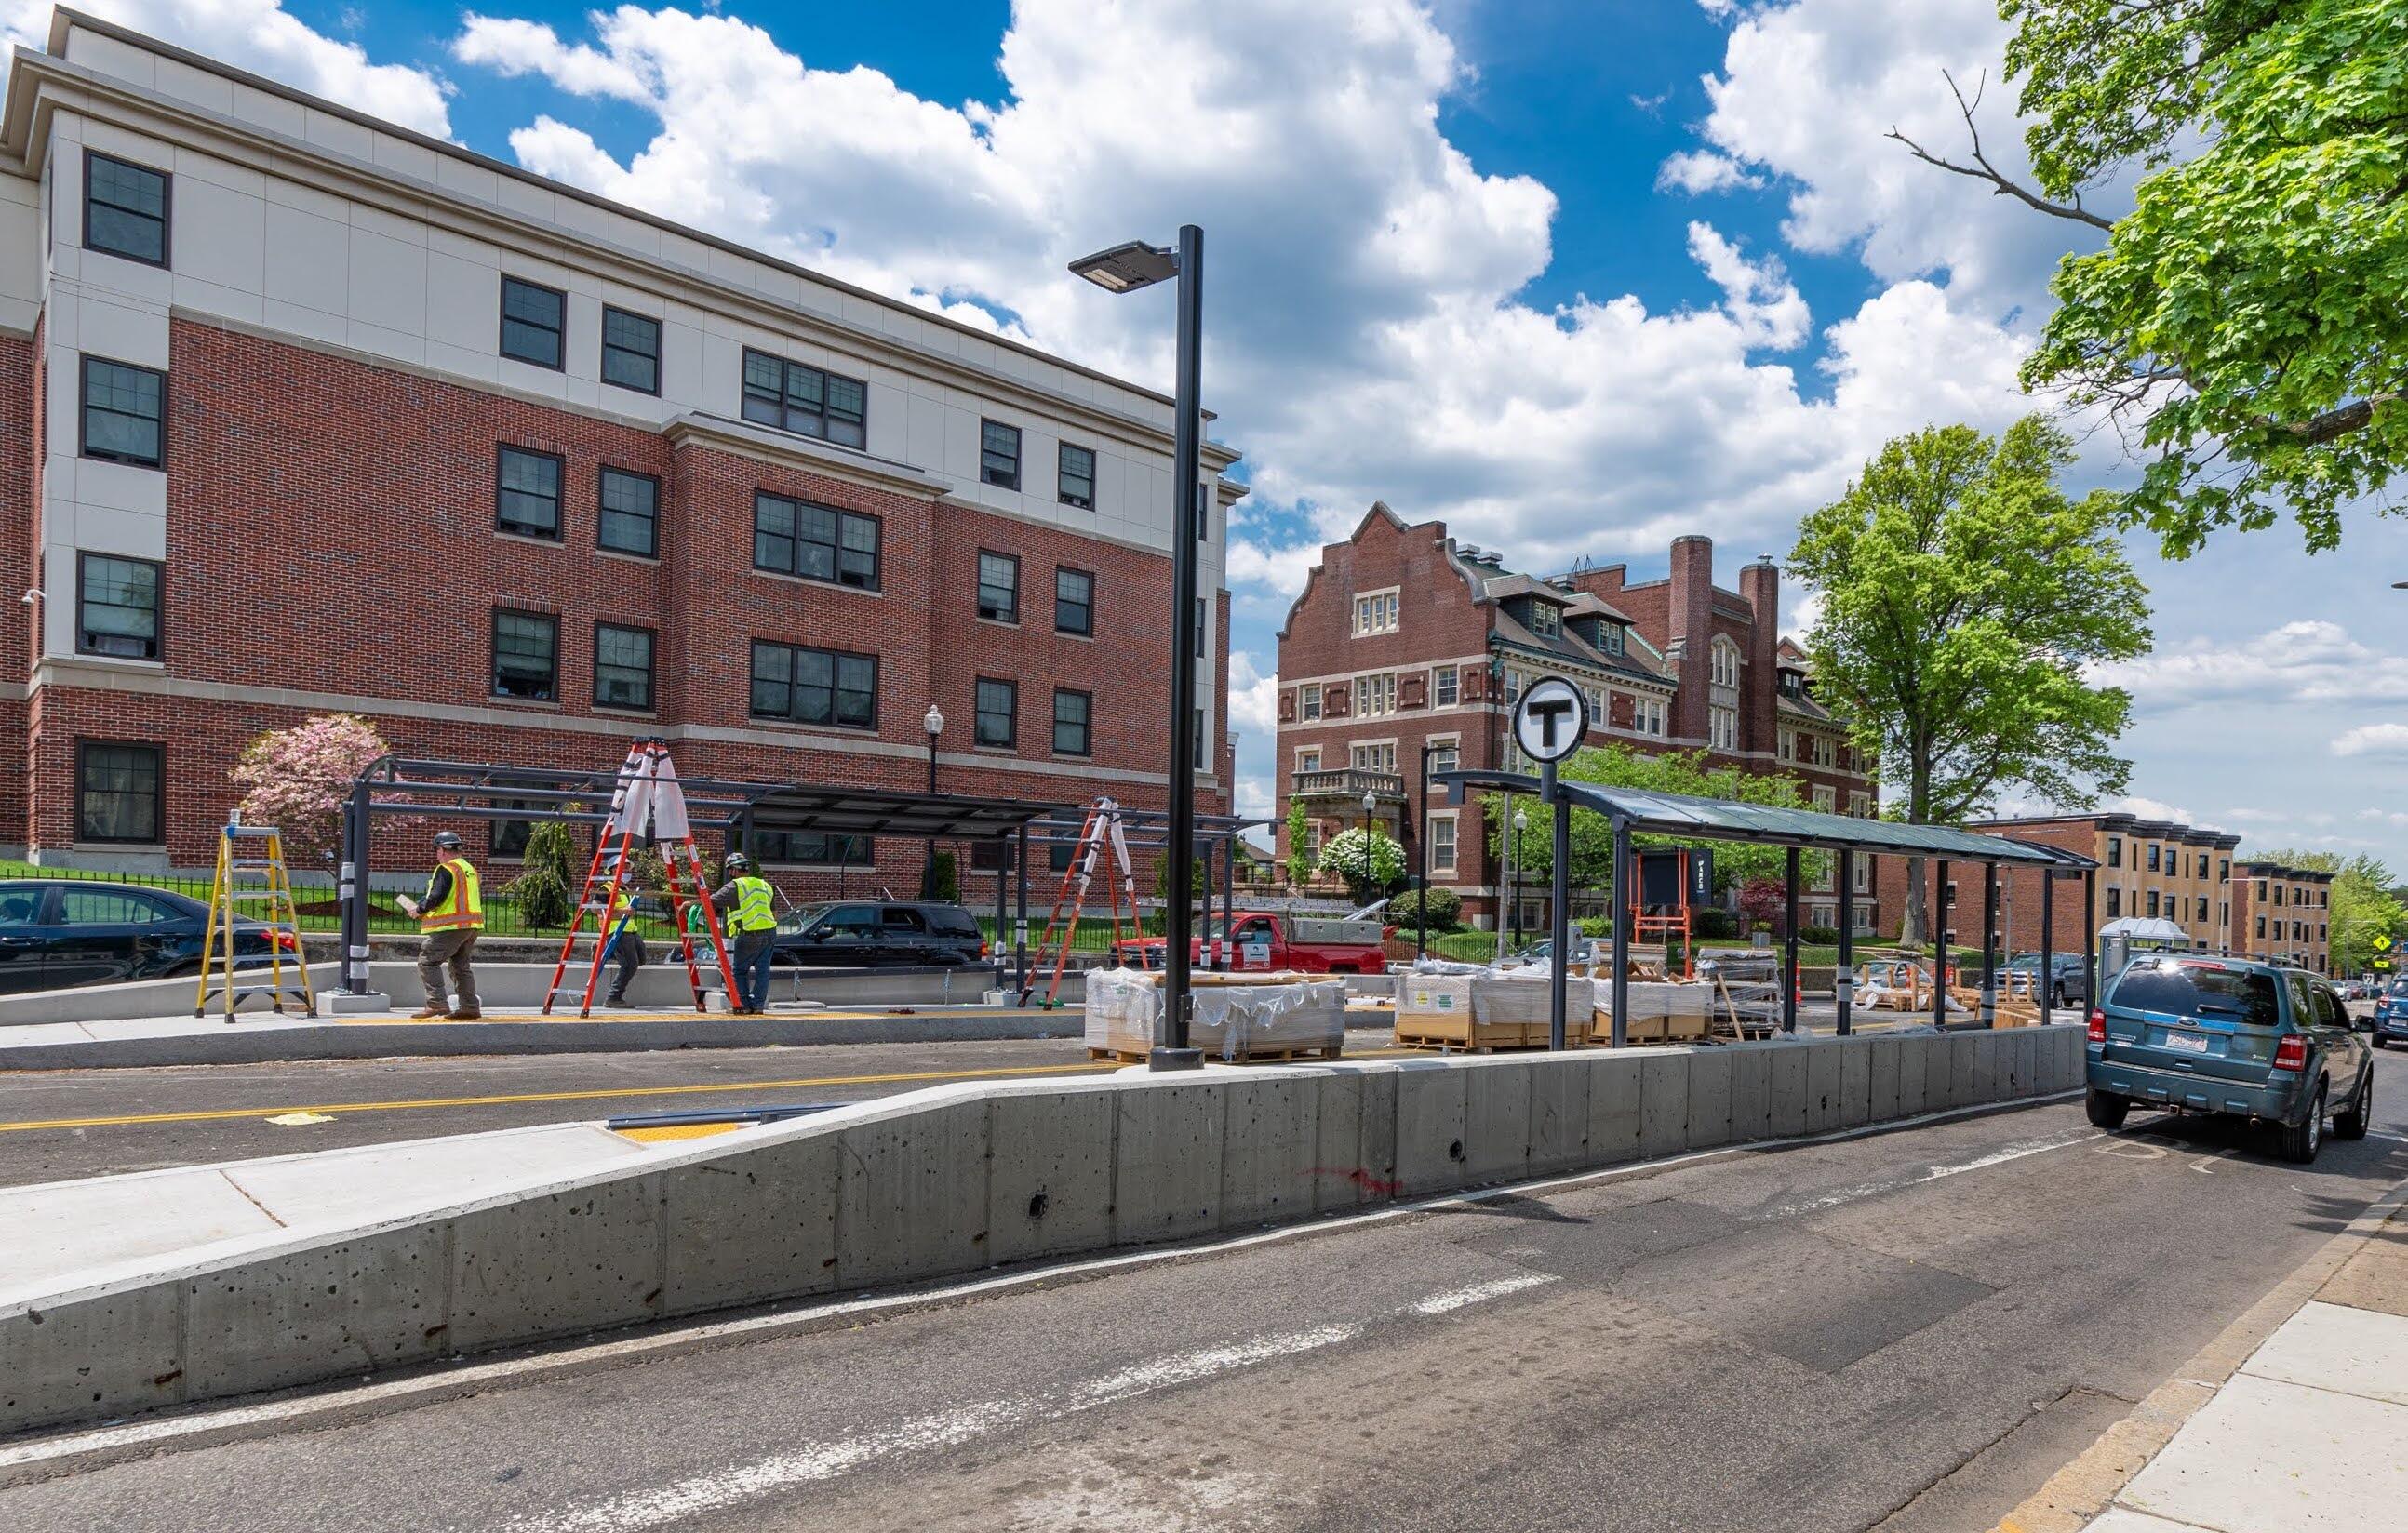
[2107,794,2201,826]
[2334,724,2408,759]
[1226,651,1280,739]
[1657,149,1761,194]
[2094,620,2408,711]
[1225,537,1323,603]
[4,0,453,137]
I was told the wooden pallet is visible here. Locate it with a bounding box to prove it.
[1391,1035,1556,1055]
[1087,1043,1346,1065]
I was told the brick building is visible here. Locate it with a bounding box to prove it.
[0,13,1241,889]
[1273,508,1875,929]
[2229,861,2334,973]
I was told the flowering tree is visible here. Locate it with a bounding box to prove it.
[1736,876,1786,935]
[229,713,400,870]
[1318,827,1405,902]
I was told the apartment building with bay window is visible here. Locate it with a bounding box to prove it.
[1274,508,1874,930]
[0,12,1241,883]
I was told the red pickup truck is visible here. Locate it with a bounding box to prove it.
[1116,911,1392,974]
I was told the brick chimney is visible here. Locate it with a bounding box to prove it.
[1739,555,1779,754]
[1667,535,1713,745]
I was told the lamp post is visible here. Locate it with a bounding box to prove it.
[1512,806,1529,952]
[1360,790,1377,904]
[918,703,943,898]
[1416,741,1439,959]
[1071,225,1205,1072]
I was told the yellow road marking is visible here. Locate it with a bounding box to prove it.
[614,1122,746,1144]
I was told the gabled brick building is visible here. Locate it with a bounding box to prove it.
[0,13,1241,889]
[1273,507,1874,929]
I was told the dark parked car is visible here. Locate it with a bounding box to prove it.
[770,900,988,967]
[2373,978,2408,1049]
[2086,955,2374,1163]
[0,879,298,993]
[2005,951,2091,1006]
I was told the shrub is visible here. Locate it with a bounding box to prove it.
[1692,906,1738,939]
[1390,885,1463,930]
[928,850,960,903]
[1576,914,1613,938]
[509,820,581,930]
[1800,925,1841,945]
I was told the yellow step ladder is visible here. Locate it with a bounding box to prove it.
[194,819,315,1022]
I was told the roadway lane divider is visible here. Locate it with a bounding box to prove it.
[0,1026,2084,1438]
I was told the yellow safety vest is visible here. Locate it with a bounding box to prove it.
[729,875,778,934]
[421,858,484,933]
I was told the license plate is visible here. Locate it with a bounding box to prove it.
[2161,1030,2211,1055]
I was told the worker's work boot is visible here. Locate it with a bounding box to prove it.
[449,1007,483,1020]
[410,1006,450,1020]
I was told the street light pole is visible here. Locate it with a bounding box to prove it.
[919,703,944,899]
[1360,789,1375,901]
[1416,742,1435,959]
[1070,225,1206,1071]
[1512,806,1529,952]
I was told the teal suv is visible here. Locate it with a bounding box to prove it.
[2086,955,2374,1164]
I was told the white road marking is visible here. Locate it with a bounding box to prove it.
[496,1282,1547,1533]
[1760,1130,2103,1219]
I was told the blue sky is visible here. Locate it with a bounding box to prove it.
[25,1,2408,875]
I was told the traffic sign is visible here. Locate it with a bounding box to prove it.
[2375,932,2393,953]
[1513,675,1587,765]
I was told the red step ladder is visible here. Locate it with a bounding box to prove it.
[1018,798,1138,1007]
[542,741,742,1016]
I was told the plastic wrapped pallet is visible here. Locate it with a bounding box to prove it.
[1591,980,1713,1043]
[1192,979,1346,1061]
[1398,973,1476,1023]
[1084,966,1161,1057]
[1471,971,1552,1027]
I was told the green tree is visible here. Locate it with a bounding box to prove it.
[509,820,582,931]
[1318,827,1405,902]
[1285,796,1314,886]
[1481,743,1830,892]
[1789,417,2150,945]
[1893,1,2408,554]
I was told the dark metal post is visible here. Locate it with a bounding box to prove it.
[1416,743,1431,959]
[2082,869,2096,1016]
[1014,830,1030,995]
[919,730,940,900]
[992,834,1008,990]
[1197,838,1213,973]
[1981,860,2000,1027]
[1836,850,1855,1036]
[1933,858,1951,1028]
[2040,868,2056,1027]
[340,776,372,995]
[1154,221,1206,1073]
[1221,829,1236,971]
[1608,818,1631,1048]
[1545,760,1570,1051]
[1782,846,1800,1034]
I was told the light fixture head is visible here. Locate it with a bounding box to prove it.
[1068,239,1178,293]
[924,703,945,736]
[20,588,40,605]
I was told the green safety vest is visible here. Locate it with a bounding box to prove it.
[729,875,778,934]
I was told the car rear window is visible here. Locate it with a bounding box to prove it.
[2390,980,2408,997]
[2109,961,2280,1027]
[923,906,981,937]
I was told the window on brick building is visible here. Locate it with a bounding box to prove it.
[1600,622,1625,657]
[2107,835,2121,867]
[1428,738,1458,776]
[980,420,1022,490]
[490,609,558,700]
[1058,443,1095,509]
[754,493,879,589]
[76,740,161,844]
[1710,638,1739,687]
[1813,784,1836,814]
[499,276,566,369]
[1301,687,1321,721]
[495,447,564,539]
[1585,686,1603,726]
[1849,792,1871,818]
[1434,664,1458,706]
[741,350,867,447]
[75,553,160,660]
[1356,673,1397,716]
[1296,748,1321,774]
[2219,858,2229,883]
[594,623,655,712]
[1195,708,1206,770]
[1052,688,1090,756]
[1054,567,1093,635]
[1528,601,1560,638]
[1431,814,1457,873]
[597,467,659,557]
[1196,597,1209,659]
[974,678,1018,748]
[2255,913,2267,939]
[491,800,534,858]
[2146,889,2159,918]
[2107,886,2122,917]
[750,641,876,729]
[1352,590,1399,635]
[1350,742,1397,773]
[752,831,874,866]
[84,152,169,266]
[80,356,165,468]
[2147,844,2160,873]
[2198,896,2210,923]
[977,552,1020,623]
[1709,706,1737,752]
[599,307,661,394]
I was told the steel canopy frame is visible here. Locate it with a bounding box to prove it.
[1432,768,2099,1046]
[336,753,1070,997]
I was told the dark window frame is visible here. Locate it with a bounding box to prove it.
[751,491,882,592]
[498,275,568,370]
[980,419,1022,490]
[593,620,657,713]
[490,607,560,702]
[1058,441,1095,508]
[747,639,879,731]
[740,348,867,448]
[1052,687,1091,757]
[74,738,164,846]
[749,829,875,867]
[596,464,662,558]
[975,676,1018,749]
[977,550,1020,623]
[74,551,162,661]
[78,354,167,469]
[82,150,170,268]
[1054,567,1093,636]
[598,305,662,395]
[494,443,567,540]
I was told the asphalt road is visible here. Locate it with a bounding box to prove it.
[5,1050,2401,1533]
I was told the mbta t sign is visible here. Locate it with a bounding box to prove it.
[1513,675,1586,764]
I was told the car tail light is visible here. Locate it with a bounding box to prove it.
[2272,1034,2308,1072]
[2086,1008,2107,1043]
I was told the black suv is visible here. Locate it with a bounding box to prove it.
[771,900,988,967]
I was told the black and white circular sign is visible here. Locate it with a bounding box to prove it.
[1512,675,1586,764]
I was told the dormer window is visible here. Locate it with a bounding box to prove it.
[1597,620,1625,657]
[1529,602,1560,638]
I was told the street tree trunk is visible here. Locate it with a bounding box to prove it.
[1898,765,1933,949]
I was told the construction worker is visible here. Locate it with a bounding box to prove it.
[708,852,780,1014]
[601,877,647,1007]
[395,831,482,1019]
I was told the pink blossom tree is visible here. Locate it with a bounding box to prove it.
[1736,876,1786,935]
[229,713,401,871]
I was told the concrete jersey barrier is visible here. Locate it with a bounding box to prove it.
[0,1025,2082,1437]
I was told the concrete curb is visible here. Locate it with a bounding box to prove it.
[1987,1175,2408,1533]
[0,1011,1089,1071]
[0,1086,2080,1490]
